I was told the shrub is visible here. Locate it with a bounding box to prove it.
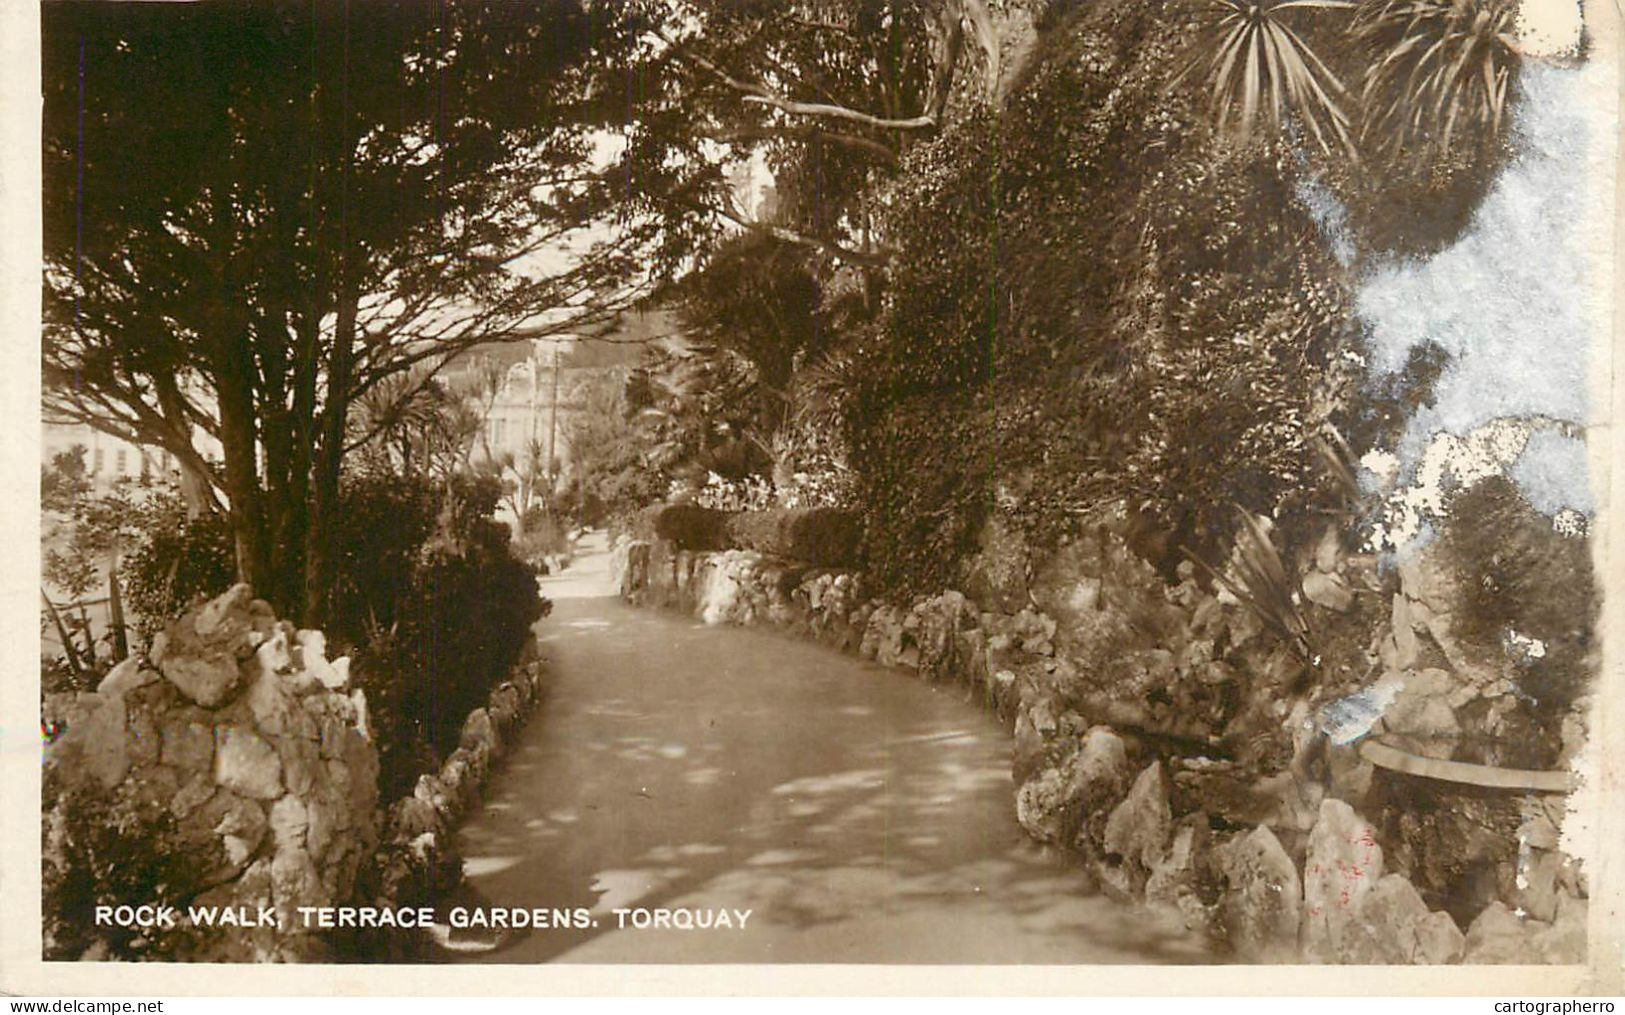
[321,473,440,646]
[354,535,547,801]
[512,505,570,573]
[119,491,235,640]
[42,770,206,960]
[652,503,731,551]
[608,503,663,545]
[724,508,862,567]
[1439,475,1595,720]
[845,1,1355,595]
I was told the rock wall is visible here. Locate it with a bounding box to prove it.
[368,650,547,941]
[612,506,1592,964]
[43,585,378,962]
[42,584,552,963]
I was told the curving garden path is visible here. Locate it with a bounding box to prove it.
[434,532,1212,963]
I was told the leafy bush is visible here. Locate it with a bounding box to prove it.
[121,501,235,636]
[319,473,440,647]
[609,503,664,545]
[512,505,571,573]
[42,771,206,960]
[355,538,547,801]
[845,2,1355,595]
[1439,476,1595,719]
[725,508,862,567]
[652,503,731,551]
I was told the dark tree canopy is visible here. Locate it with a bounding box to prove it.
[42,0,644,619]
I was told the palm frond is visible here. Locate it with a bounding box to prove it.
[1181,0,1357,154]
[1355,0,1521,154]
[1185,508,1316,664]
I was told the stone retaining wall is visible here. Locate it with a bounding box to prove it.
[42,584,550,962]
[368,648,547,937]
[43,585,378,961]
[611,520,1590,964]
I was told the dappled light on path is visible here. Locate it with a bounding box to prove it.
[437,533,1213,963]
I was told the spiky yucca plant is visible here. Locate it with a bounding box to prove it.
[1355,0,1522,153]
[1187,509,1316,665]
[1181,0,1358,154]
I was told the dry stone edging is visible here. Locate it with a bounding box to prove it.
[43,584,379,962]
[612,530,1589,965]
[43,583,551,962]
[367,645,549,946]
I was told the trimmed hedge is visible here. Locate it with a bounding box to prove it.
[725,508,861,568]
[652,503,730,551]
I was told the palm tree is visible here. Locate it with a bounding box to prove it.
[1181,0,1358,154]
[1355,0,1522,153]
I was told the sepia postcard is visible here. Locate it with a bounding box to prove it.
[1,0,1622,997]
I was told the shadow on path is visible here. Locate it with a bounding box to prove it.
[434,534,1215,964]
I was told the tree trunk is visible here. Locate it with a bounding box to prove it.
[302,289,357,629]
[215,325,270,598]
[107,553,129,662]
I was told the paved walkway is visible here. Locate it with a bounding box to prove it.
[436,532,1212,963]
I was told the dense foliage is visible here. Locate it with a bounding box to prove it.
[845,2,1358,595]
[724,508,863,568]
[652,504,732,552]
[42,772,206,961]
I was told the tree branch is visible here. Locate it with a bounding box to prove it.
[656,28,937,133]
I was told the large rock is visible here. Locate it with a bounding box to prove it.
[460,708,500,754]
[96,657,156,698]
[1382,668,1463,761]
[268,795,310,852]
[1145,814,1214,930]
[1100,761,1171,894]
[1462,894,1587,964]
[214,727,284,800]
[70,695,131,789]
[201,791,268,881]
[160,714,217,773]
[1343,874,1465,964]
[1014,726,1130,847]
[1301,798,1385,961]
[157,584,260,707]
[160,654,244,711]
[1214,825,1302,961]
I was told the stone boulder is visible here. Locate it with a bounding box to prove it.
[1214,824,1301,961]
[1145,814,1215,931]
[1100,761,1172,895]
[1014,725,1130,848]
[1301,798,1385,962]
[154,584,261,707]
[1462,894,1586,964]
[1343,874,1465,964]
[214,728,284,800]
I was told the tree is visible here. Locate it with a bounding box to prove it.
[594,0,1007,271]
[561,369,665,524]
[1354,0,1522,153]
[676,232,829,441]
[43,1,648,622]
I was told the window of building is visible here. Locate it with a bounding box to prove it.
[116,449,127,474]
[93,448,104,474]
